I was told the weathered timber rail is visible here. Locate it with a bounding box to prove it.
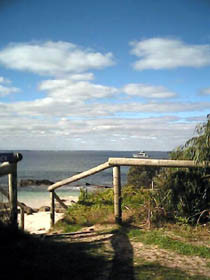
[0,153,23,228]
[48,162,110,191]
[108,158,208,168]
[48,157,210,227]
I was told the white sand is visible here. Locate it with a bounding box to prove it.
[18,192,79,209]
[19,195,78,234]
[20,212,64,234]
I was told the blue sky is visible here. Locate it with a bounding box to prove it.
[0,0,210,151]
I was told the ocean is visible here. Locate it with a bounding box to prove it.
[0,150,169,208]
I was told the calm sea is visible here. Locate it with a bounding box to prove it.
[0,150,169,208]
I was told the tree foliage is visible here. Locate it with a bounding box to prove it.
[155,115,210,224]
[127,166,160,188]
[170,114,210,164]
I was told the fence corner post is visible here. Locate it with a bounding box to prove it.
[50,190,55,228]
[113,166,122,224]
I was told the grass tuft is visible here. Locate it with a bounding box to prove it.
[128,228,210,258]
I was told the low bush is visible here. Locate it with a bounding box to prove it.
[154,168,210,224]
[56,185,173,232]
[55,188,115,232]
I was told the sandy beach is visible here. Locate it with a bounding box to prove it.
[21,212,64,234]
[19,195,78,234]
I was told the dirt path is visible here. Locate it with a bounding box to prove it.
[133,242,210,277]
[48,225,210,279]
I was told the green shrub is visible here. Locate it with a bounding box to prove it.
[56,188,115,231]
[59,186,161,229]
[154,168,210,224]
[78,188,114,207]
[127,166,160,188]
[153,116,210,225]
[122,185,149,207]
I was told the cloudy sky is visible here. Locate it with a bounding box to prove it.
[0,0,210,151]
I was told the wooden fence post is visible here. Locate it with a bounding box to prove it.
[50,190,55,228]
[20,207,24,230]
[8,163,18,228]
[113,166,122,224]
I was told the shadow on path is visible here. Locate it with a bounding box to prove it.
[108,226,135,280]
[0,222,110,280]
[3,222,209,280]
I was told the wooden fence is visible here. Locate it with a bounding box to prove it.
[0,153,23,228]
[48,157,209,227]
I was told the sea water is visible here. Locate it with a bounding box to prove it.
[17,187,80,208]
[0,150,169,208]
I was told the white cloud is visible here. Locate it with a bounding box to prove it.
[200,88,210,95]
[0,77,20,97]
[126,101,210,113]
[130,38,210,70]
[0,85,19,97]
[66,73,95,81]
[122,83,176,98]
[38,79,118,103]
[85,101,210,117]
[0,76,10,84]
[0,41,114,76]
[0,112,196,150]
[4,92,210,121]
[0,85,206,150]
[0,39,207,151]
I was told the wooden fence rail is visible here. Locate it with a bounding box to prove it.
[48,161,110,227]
[0,162,14,177]
[48,157,210,227]
[108,157,210,168]
[48,161,110,191]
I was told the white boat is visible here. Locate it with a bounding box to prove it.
[132,151,149,158]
